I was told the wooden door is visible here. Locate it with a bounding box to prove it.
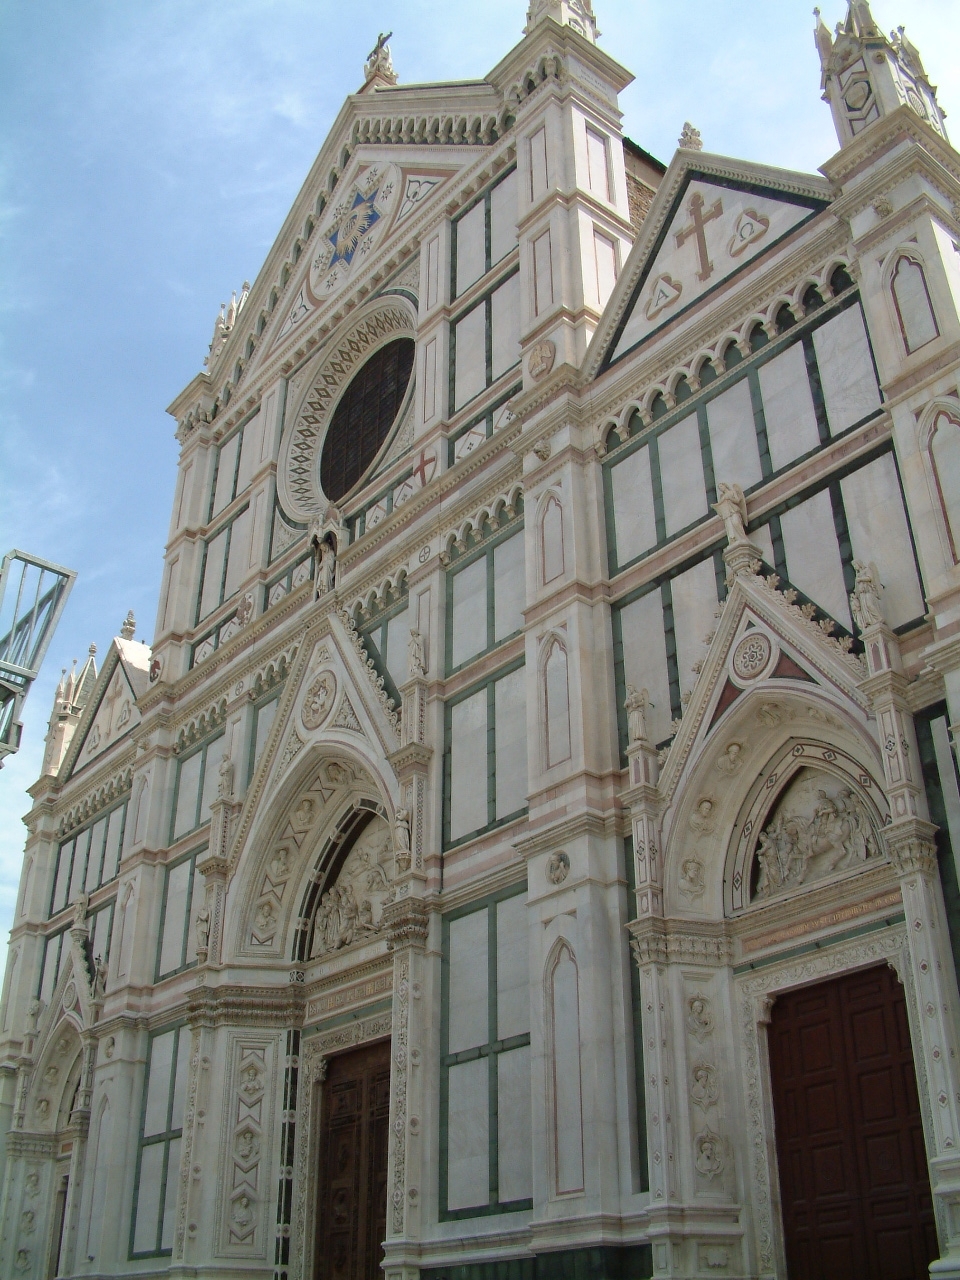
[315,1039,391,1280]
[768,964,937,1279]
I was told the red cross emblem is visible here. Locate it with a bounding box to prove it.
[413,449,437,488]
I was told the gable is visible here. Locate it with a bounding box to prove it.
[62,634,151,780]
[600,168,830,370]
[72,664,139,771]
[266,157,462,356]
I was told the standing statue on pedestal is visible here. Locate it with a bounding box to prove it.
[849,560,884,631]
[408,629,427,679]
[624,685,651,744]
[310,523,337,598]
[713,482,749,546]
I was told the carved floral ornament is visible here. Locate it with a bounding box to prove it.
[727,740,887,913]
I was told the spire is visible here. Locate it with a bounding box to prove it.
[816,2,947,147]
[525,0,598,44]
[40,648,96,777]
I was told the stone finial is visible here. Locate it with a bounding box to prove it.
[678,122,703,151]
[525,0,597,43]
[120,610,136,640]
[363,31,397,86]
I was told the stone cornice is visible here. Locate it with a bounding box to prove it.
[512,807,617,858]
[820,105,960,191]
[139,606,307,729]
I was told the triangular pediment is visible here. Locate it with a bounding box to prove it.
[64,638,151,779]
[590,155,831,375]
[228,612,402,878]
[657,563,869,807]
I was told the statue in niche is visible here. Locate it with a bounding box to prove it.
[849,559,885,631]
[93,955,107,1001]
[26,999,42,1034]
[408,629,427,679]
[311,528,337,598]
[310,816,395,958]
[624,685,651,744]
[218,754,235,800]
[394,808,411,871]
[195,904,211,952]
[752,769,878,901]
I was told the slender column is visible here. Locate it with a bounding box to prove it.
[380,896,429,1280]
[855,567,960,1274]
[623,690,684,1268]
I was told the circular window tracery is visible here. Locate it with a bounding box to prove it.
[319,337,415,501]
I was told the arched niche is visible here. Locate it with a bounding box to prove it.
[889,252,939,354]
[537,489,565,586]
[661,684,880,919]
[230,745,396,961]
[29,1020,84,1134]
[544,938,584,1196]
[919,402,960,564]
[539,632,571,769]
[726,742,888,914]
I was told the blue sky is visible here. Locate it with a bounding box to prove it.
[0,0,957,962]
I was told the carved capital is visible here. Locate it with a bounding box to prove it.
[381,897,430,950]
[387,742,433,780]
[885,820,939,878]
[196,851,231,882]
[628,917,731,968]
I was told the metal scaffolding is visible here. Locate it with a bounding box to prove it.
[0,550,76,766]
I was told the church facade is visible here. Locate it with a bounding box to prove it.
[3,2,960,1276]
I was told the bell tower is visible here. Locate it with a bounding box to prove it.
[816,0,947,147]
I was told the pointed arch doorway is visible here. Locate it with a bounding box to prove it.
[314,1039,391,1280]
[767,964,937,1279]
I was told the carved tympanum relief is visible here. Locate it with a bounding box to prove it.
[750,767,879,902]
[309,815,395,958]
[248,762,358,950]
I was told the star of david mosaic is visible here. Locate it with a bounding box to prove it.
[326,188,381,270]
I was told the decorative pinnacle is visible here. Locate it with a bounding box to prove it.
[363,31,397,86]
[678,122,703,151]
[120,610,136,640]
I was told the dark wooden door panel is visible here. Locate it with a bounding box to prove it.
[315,1039,391,1280]
[769,964,937,1280]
